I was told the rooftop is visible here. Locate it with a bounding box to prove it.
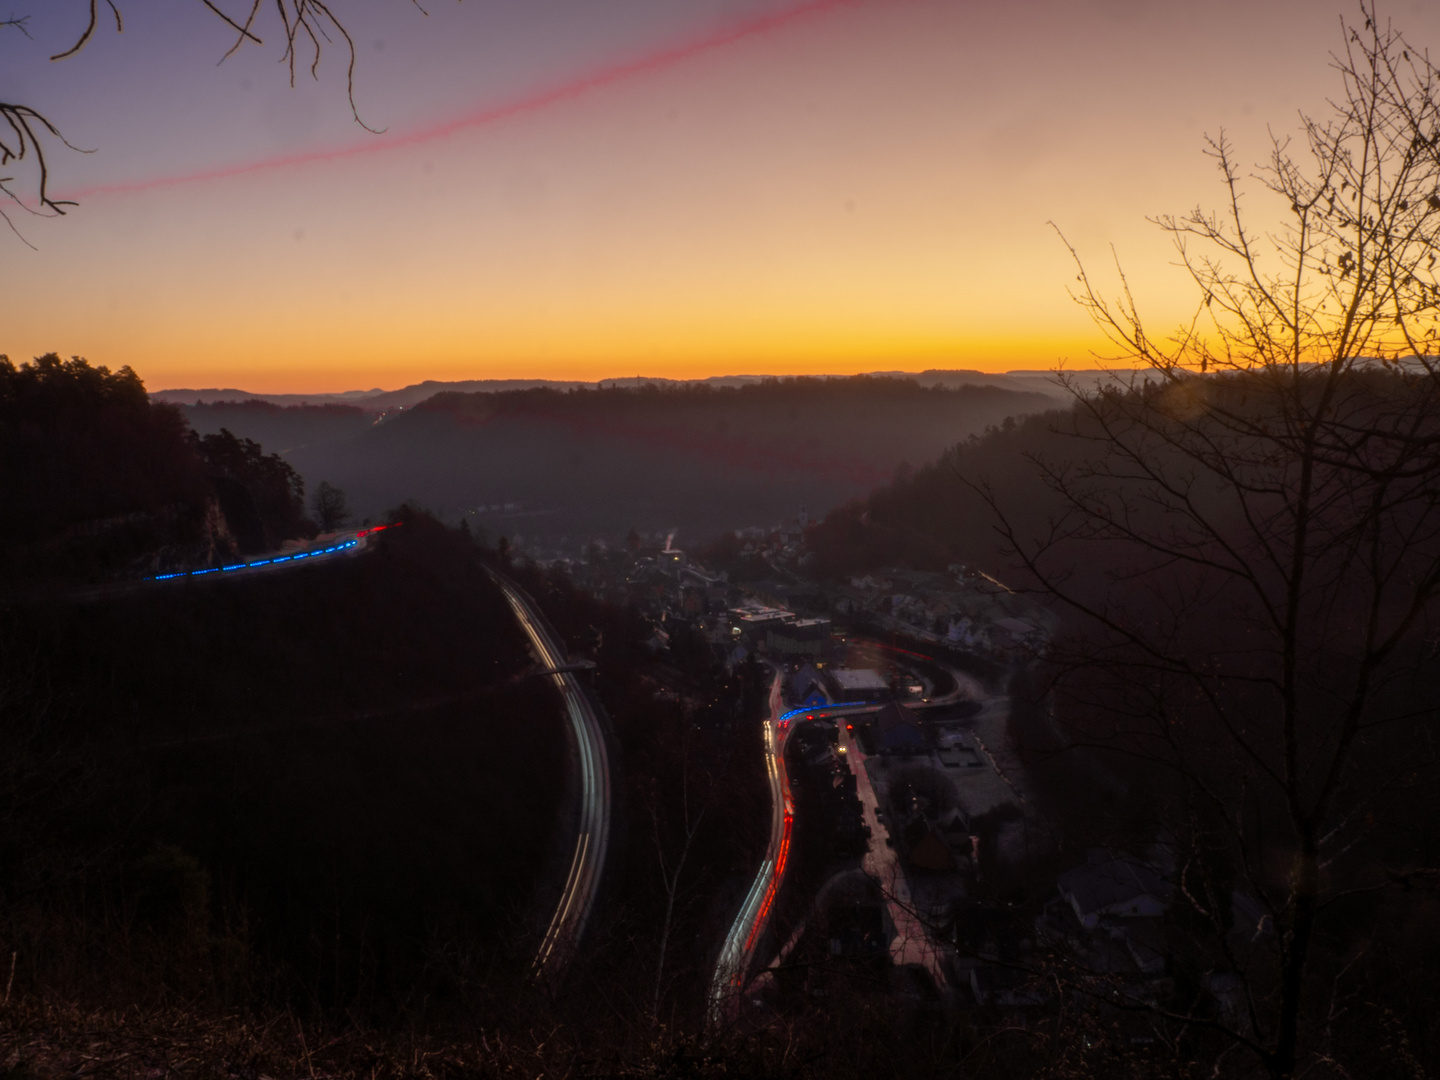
[831,667,888,692]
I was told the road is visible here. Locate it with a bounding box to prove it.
[488,570,613,979]
[708,634,965,1008]
[141,534,612,977]
[47,525,397,605]
[145,525,395,583]
[840,723,951,990]
[710,672,793,1018]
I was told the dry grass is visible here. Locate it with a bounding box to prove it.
[0,995,511,1080]
[0,991,795,1080]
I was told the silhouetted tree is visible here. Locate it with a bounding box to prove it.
[0,353,213,578]
[1,1,444,241]
[191,427,306,551]
[985,7,1440,1076]
[645,724,711,1020]
[311,480,349,531]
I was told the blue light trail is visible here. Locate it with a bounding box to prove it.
[777,700,882,722]
[146,539,358,582]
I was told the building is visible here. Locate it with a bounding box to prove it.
[936,731,985,769]
[827,667,889,701]
[908,828,957,872]
[1057,850,1173,930]
[765,617,831,658]
[969,965,1048,1007]
[790,664,830,709]
[871,701,928,755]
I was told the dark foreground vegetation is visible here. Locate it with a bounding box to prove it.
[0,354,312,585]
[9,12,1440,1066]
[789,12,1440,1068]
[8,358,1440,1077]
[794,362,1440,1078]
[0,511,565,1021]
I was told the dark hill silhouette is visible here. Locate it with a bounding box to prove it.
[806,405,1073,579]
[154,368,1079,411]
[0,354,209,560]
[0,355,313,584]
[262,377,1059,539]
[3,516,564,1019]
[183,399,378,456]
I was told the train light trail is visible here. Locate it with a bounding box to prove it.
[489,570,613,981]
[145,525,398,583]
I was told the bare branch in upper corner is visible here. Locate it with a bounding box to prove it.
[49,0,122,61]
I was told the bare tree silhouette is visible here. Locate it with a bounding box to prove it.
[977,4,1440,1076]
[1,1,433,242]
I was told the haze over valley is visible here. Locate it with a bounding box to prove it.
[173,372,1064,542]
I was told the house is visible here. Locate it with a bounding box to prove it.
[645,625,671,653]
[991,617,1041,652]
[679,565,726,588]
[908,828,957,872]
[728,605,792,645]
[1057,850,1173,930]
[937,807,974,858]
[872,701,928,755]
[1114,918,1167,975]
[969,964,1048,1007]
[790,664,829,709]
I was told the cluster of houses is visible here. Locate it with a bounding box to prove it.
[530,527,1267,1027]
[774,659,1199,1017]
[541,527,1240,1022]
[726,556,1053,663]
[532,517,1057,672]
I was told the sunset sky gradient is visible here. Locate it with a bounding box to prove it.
[3,0,1439,392]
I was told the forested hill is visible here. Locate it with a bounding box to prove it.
[182,399,377,456]
[153,368,1079,411]
[0,354,312,584]
[238,377,1060,540]
[804,405,1071,580]
[808,366,1440,587]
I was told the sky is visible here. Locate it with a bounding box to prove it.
[2,0,1439,392]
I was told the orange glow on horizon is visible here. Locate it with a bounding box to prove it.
[137,336,1117,396]
[6,0,1343,397]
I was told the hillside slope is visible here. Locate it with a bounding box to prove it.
[279,377,1058,540]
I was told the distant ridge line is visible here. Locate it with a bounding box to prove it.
[152,370,1100,411]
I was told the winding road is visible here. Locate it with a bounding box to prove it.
[710,672,792,1018]
[143,535,611,980]
[708,638,974,1016]
[145,525,393,582]
[488,570,613,979]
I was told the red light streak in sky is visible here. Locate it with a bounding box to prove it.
[62,0,865,201]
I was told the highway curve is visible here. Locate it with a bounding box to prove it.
[709,672,792,1019]
[488,569,613,980]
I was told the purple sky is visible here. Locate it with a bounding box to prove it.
[4,1,1439,391]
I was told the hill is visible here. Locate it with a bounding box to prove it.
[188,377,1061,542]
[182,399,379,457]
[0,354,311,584]
[154,368,1082,412]
[1,516,565,1021]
